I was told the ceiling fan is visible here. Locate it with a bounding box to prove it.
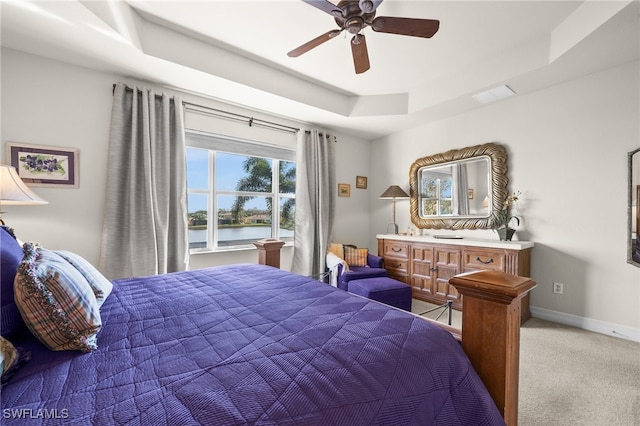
[288,0,440,74]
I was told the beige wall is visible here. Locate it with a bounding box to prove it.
[1,49,113,265]
[2,48,638,340]
[369,61,640,339]
[0,48,372,273]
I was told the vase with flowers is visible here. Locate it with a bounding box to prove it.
[492,191,522,241]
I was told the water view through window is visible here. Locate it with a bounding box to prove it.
[186,146,295,249]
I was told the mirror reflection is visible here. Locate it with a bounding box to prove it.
[410,143,508,230]
[419,157,490,218]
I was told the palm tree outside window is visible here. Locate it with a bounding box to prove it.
[186,131,295,251]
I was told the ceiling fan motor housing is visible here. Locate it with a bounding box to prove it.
[335,1,376,33]
[345,17,364,34]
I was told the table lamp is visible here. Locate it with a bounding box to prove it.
[0,164,48,225]
[380,185,410,234]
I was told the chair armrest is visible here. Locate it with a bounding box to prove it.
[367,253,384,268]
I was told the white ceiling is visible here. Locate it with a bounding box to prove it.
[1,0,639,139]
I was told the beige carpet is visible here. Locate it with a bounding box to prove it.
[412,300,640,425]
[519,318,640,426]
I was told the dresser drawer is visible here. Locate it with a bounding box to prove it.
[384,258,408,274]
[384,241,409,259]
[462,249,506,271]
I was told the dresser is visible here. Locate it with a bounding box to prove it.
[377,234,534,322]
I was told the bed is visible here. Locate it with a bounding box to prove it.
[1,227,504,425]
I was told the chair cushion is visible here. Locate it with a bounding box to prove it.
[0,226,25,338]
[337,266,387,291]
[343,266,387,282]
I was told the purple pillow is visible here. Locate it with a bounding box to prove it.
[1,226,25,337]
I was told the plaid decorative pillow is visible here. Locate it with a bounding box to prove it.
[344,246,369,267]
[14,243,102,352]
[55,250,113,307]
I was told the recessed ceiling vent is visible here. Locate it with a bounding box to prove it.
[472,85,516,104]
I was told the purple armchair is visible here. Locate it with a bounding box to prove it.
[335,253,387,291]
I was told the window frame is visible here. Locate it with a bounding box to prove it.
[186,131,296,252]
[420,172,453,217]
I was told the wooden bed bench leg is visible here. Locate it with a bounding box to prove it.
[449,270,537,426]
[253,239,286,268]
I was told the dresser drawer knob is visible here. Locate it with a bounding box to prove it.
[391,247,402,252]
[476,256,494,265]
[391,263,402,268]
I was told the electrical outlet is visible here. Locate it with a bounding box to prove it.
[553,282,564,294]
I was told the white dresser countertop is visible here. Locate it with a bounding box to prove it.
[376,234,535,250]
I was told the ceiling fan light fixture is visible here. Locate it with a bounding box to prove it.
[359,0,375,13]
[345,17,364,34]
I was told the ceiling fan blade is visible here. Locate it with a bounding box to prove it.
[372,17,440,38]
[288,29,343,57]
[301,0,342,17]
[351,34,370,74]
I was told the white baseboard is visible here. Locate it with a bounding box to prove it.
[530,306,640,343]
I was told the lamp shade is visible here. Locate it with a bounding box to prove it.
[0,165,48,205]
[380,185,409,199]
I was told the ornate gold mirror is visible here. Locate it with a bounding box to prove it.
[628,147,640,267]
[409,143,508,230]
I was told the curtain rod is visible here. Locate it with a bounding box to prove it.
[183,102,299,135]
[112,83,300,135]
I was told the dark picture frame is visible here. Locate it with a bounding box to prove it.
[356,176,368,189]
[7,143,79,188]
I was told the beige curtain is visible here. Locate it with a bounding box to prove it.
[100,83,189,279]
[291,129,336,277]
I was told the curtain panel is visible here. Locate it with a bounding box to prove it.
[100,83,189,279]
[292,129,336,277]
[453,164,469,215]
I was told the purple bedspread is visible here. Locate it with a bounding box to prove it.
[2,264,503,425]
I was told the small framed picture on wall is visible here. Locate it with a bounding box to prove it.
[7,142,79,188]
[338,183,351,197]
[356,176,367,189]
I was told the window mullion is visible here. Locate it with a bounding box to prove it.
[210,150,217,249]
[273,159,280,240]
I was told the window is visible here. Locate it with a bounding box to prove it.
[186,131,295,251]
[421,172,453,216]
